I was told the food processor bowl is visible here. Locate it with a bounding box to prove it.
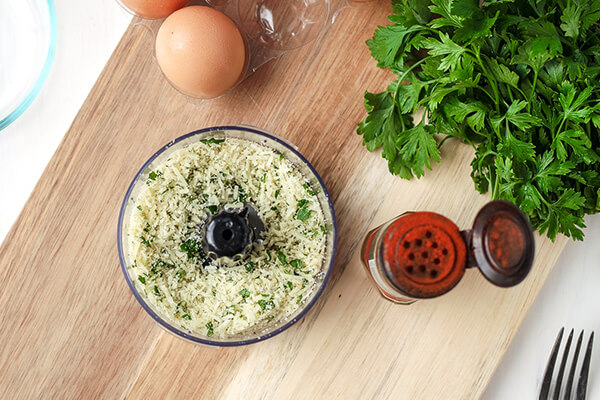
[117,125,337,346]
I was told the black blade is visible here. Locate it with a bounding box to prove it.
[553,329,574,400]
[540,328,564,400]
[564,331,584,400]
[576,332,594,400]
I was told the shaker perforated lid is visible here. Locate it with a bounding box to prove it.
[469,200,535,287]
[380,212,467,299]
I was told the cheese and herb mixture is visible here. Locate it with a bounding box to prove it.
[126,137,327,338]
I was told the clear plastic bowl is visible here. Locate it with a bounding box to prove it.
[117,125,337,346]
[0,0,57,130]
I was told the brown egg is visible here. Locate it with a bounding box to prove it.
[155,6,248,99]
[120,0,190,19]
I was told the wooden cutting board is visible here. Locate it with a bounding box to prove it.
[0,2,568,399]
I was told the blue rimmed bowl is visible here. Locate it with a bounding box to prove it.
[0,0,57,130]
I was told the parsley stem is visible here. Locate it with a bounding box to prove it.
[397,58,428,83]
[515,86,527,100]
[478,87,496,104]
[555,116,568,139]
[471,49,500,113]
[533,184,551,207]
[490,169,499,199]
[528,70,539,113]
[393,58,429,106]
[507,86,514,102]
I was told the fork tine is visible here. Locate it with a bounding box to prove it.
[553,329,574,400]
[539,327,565,400]
[576,332,594,400]
[563,331,584,400]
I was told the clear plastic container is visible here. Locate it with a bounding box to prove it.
[116,0,373,99]
[117,125,338,346]
[0,0,57,130]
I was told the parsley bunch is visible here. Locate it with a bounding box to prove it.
[358,0,600,240]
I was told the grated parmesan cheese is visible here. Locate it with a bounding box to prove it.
[126,138,327,338]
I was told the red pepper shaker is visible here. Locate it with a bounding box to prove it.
[360,201,535,304]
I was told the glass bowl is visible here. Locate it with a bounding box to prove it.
[0,0,57,131]
[117,125,337,346]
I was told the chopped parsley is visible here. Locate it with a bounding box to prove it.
[150,265,161,277]
[146,170,162,184]
[277,251,287,265]
[180,238,199,260]
[266,250,272,261]
[260,173,266,182]
[237,186,248,202]
[225,305,235,315]
[176,270,185,280]
[200,138,225,145]
[182,314,191,320]
[296,199,311,222]
[303,183,316,196]
[136,205,142,211]
[287,281,293,290]
[138,275,146,285]
[140,236,152,247]
[207,205,218,214]
[297,199,309,208]
[153,286,160,296]
[290,259,303,270]
[274,189,280,198]
[297,295,303,304]
[296,208,311,222]
[239,288,251,298]
[245,261,255,272]
[176,301,187,311]
[151,258,173,274]
[258,300,275,311]
[205,321,214,336]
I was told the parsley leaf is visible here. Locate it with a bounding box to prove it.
[180,239,199,260]
[289,259,303,270]
[277,251,287,265]
[359,0,600,240]
[205,321,214,336]
[295,200,312,222]
[245,261,255,272]
[258,300,275,311]
[200,138,225,145]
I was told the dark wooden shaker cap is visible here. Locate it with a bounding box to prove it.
[468,200,535,287]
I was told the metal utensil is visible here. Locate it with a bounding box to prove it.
[539,327,594,400]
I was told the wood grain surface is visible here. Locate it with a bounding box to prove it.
[0,2,568,399]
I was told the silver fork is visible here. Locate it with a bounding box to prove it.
[539,328,595,400]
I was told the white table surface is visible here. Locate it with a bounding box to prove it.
[0,1,598,398]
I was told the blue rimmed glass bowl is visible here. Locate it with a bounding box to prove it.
[117,125,338,346]
[0,0,57,131]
